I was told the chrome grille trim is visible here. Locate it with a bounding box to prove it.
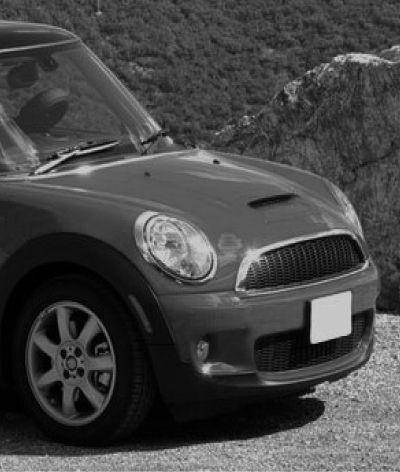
[235,229,369,296]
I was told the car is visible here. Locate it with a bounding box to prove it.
[0,20,379,446]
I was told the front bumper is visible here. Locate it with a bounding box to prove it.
[151,260,378,416]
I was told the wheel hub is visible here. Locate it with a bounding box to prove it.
[57,343,86,384]
[66,356,77,371]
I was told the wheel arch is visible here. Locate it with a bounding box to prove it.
[0,233,173,389]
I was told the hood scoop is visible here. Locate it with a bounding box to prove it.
[248,193,296,209]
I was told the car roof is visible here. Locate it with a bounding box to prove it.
[0,21,78,51]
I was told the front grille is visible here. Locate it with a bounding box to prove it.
[254,312,371,372]
[242,234,365,292]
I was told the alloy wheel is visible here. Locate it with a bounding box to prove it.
[25,301,116,426]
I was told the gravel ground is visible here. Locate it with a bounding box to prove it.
[0,313,398,471]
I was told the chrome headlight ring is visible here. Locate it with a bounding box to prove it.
[134,211,217,283]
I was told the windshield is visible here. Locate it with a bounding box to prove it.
[0,40,163,175]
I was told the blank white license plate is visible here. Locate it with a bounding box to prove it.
[310,291,352,344]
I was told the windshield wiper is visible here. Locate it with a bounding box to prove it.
[140,129,168,155]
[32,139,120,175]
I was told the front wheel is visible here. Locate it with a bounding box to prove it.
[13,275,155,446]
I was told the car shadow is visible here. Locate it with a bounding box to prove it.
[0,395,325,455]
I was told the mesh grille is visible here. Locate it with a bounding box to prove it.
[254,312,371,372]
[243,235,365,291]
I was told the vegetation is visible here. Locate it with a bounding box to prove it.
[1,0,400,145]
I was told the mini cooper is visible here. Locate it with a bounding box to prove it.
[0,21,378,445]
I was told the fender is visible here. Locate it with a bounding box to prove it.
[0,233,174,346]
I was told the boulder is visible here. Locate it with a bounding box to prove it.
[214,47,400,312]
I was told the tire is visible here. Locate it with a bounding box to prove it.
[12,274,155,446]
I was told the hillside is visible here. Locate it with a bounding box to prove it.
[2,0,400,144]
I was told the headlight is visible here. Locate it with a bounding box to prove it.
[329,183,364,237]
[134,211,217,282]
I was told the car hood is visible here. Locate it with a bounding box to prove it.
[29,148,317,207]
[26,148,352,257]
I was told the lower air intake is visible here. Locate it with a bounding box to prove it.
[254,311,372,372]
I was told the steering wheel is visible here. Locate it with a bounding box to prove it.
[16,88,69,133]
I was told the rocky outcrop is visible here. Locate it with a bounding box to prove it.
[215,47,400,312]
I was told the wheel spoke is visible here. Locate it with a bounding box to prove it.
[56,306,72,343]
[77,317,100,350]
[87,355,114,372]
[62,384,77,418]
[37,367,59,388]
[33,332,58,357]
[80,379,105,411]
